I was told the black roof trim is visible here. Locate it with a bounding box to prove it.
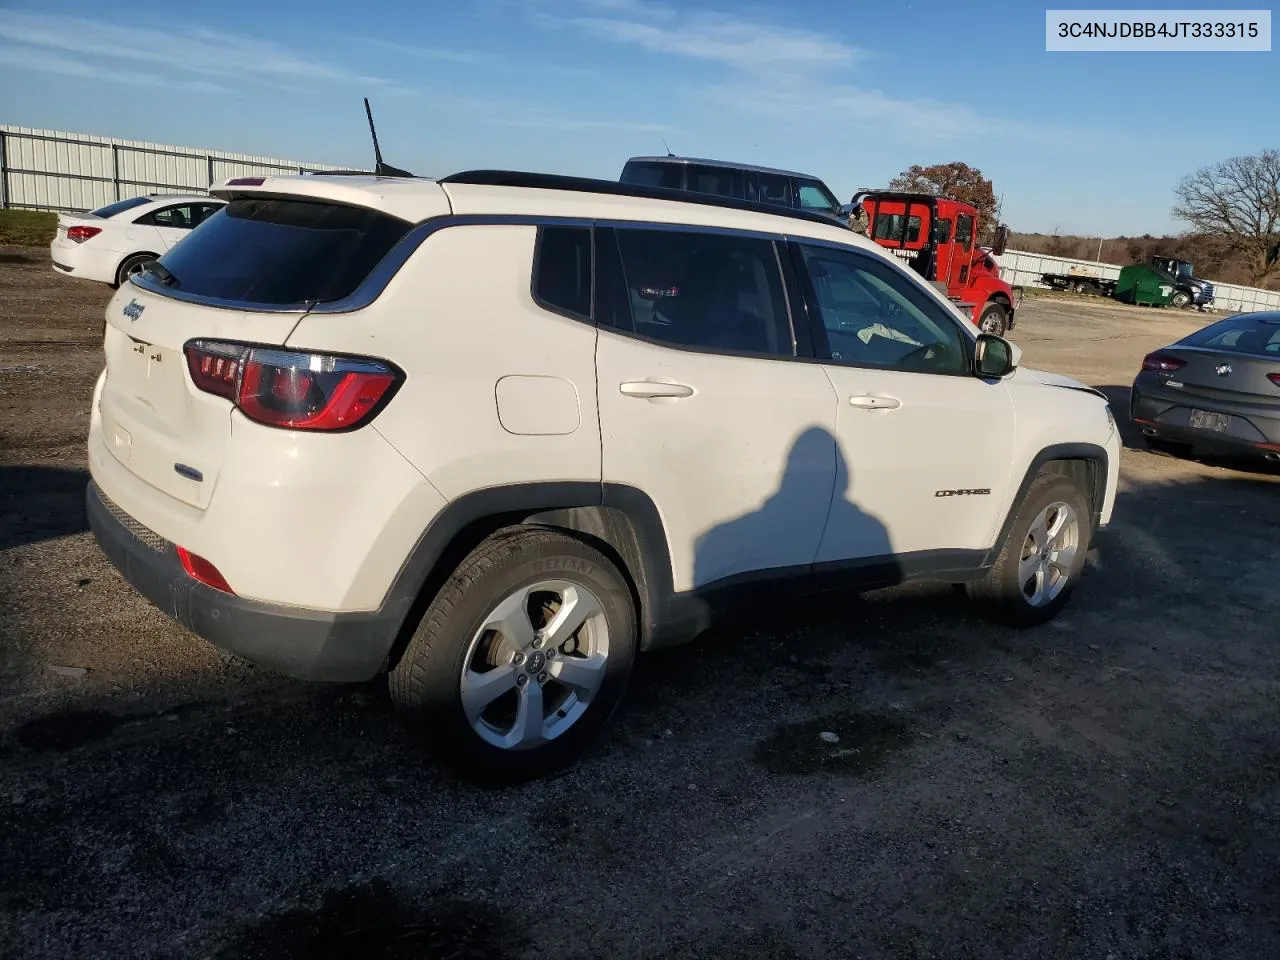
[439,169,847,229]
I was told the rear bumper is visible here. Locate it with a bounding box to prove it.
[1130,376,1280,453]
[86,480,402,682]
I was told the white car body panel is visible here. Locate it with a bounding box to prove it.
[86,171,1122,659]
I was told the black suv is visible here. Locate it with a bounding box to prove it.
[620,156,846,226]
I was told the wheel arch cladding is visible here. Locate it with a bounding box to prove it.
[985,443,1108,567]
[378,482,676,671]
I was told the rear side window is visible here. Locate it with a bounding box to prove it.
[604,227,792,357]
[91,196,152,219]
[687,165,744,199]
[872,213,922,245]
[533,226,592,319]
[153,198,411,306]
[1182,317,1280,355]
[620,162,684,190]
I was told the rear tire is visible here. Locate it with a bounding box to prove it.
[115,253,157,288]
[968,473,1092,627]
[977,301,1008,337]
[389,526,637,784]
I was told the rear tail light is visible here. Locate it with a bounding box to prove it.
[183,340,401,431]
[176,546,234,594]
[1268,374,1280,387]
[67,225,102,243]
[1141,352,1185,373]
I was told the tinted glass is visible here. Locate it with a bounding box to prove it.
[796,180,839,213]
[800,244,968,374]
[91,196,152,219]
[932,218,953,243]
[609,228,791,356]
[872,213,922,244]
[146,205,195,229]
[1182,316,1280,355]
[756,173,791,206]
[620,161,684,190]
[955,214,973,251]
[534,226,592,319]
[687,165,744,199]
[154,198,411,305]
[192,203,224,226]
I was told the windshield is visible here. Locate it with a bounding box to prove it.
[1176,262,1194,278]
[620,161,684,190]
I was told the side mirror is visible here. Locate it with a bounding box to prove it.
[975,333,1016,378]
[992,223,1010,258]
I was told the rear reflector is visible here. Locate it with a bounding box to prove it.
[67,225,102,243]
[176,547,234,594]
[1141,352,1185,373]
[183,340,402,431]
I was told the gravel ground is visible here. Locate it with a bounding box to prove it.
[2,246,1279,959]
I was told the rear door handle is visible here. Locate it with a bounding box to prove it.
[620,380,694,400]
[849,394,901,410]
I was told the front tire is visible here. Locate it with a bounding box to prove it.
[115,252,157,288]
[968,473,1092,627]
[389,526,637,784]
[1170,290,1192,309]
[977,301,1008,337]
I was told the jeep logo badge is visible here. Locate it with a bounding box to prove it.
[122,299,145,322]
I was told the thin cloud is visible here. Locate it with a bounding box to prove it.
[0,45,229,93]
[358,37,600,78]
[0,10,397,92]
[491,117,681,133]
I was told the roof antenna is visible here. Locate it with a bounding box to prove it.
[363,97,414,178]
[661,137,674,157]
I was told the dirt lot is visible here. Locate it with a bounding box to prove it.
[2,246,1279,959]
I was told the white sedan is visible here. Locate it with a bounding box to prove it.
[50,194,225,287]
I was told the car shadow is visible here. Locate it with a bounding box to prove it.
[0,465,90,550]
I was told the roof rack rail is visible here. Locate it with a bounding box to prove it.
[439,169,846,228]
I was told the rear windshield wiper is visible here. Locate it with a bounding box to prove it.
[144,261,181,288]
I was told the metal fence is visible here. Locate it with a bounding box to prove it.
[0,125,360,213]
[994,249,1280,315]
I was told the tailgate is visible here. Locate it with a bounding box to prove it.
[98,284,301,509]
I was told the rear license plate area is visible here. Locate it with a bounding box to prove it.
[1188,409,1231,433]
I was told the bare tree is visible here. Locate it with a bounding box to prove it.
[888,162,1000,239]
[1174,150,1280,286]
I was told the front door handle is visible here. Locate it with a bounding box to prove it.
[620,380,694,400]
[849,394,901,410]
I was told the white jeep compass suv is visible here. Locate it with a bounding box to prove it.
[86,169,1120,783]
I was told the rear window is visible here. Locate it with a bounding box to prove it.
[153,198,411,306]
[872,213,922,245]
[1181,316,1280,355]
[91,196,152,219]
[620,162,684,190]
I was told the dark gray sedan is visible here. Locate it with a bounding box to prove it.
[1130,310,1280,462]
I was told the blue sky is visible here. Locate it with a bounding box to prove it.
[0,0,1275,235]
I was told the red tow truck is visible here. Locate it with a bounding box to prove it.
[854,191,1021,336]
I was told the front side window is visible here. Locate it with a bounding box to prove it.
[605,227,792,357]
[955,214,973,251]
[796,180,840,214]
[533,226,592,319]
[799,244,969,375]
[755,173,792,206]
